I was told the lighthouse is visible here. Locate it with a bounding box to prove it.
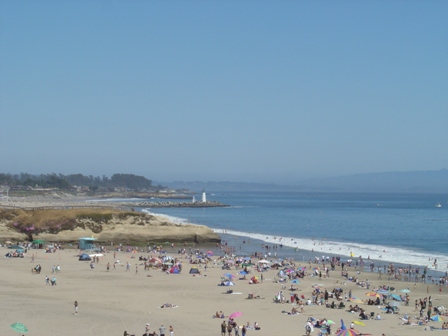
[201,189,206,203]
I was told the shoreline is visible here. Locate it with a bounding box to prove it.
[2,195,447,273]
[217,232,448,280]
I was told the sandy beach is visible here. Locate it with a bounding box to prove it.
[1,196,448,336]
[1,241,447,336]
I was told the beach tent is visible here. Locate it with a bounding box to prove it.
[189,267,200,274]
[79,253,91,261]
[8,245,25,252]
[169,266,181,274]
[32,239,45,248]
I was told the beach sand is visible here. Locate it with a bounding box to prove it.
[1,244,447,336]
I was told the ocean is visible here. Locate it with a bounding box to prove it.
[99,192,448,275]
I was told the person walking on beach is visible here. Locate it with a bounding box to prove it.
[159,324,166,336]
[145,323,150,335]
[221,320,227,336]
[126,262,130,272]
[227,322,233,336]
[74,301,78,315]
[45,276,50,285]
[169,325,173,336]
[107,262,110,271]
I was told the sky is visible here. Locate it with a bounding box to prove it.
[1,1,447,184]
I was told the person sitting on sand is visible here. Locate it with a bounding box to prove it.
[359,310,368,320]
[253,322,261,330]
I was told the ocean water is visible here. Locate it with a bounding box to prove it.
[96,192,448,272]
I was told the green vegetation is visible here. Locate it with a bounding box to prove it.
[0,172,157,191]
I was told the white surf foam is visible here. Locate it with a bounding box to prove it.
[213,229,448,270]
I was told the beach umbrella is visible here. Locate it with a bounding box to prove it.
[336,329,359,336]
[365,292,381,298]
[350,298,364,304]
[400,289,410,293]
[223,273,235,279]
[389,301,401,307]
[376,289,390,295]
[10,322,28,334]
[326,320,335,325]
[258,259,270,264]
[239,271,248,275]
[430,315,443,322]
[390,294,402,301]
[229,312,243,319]
[353,320,365,327]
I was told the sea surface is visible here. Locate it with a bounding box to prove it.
[98,192,448,274]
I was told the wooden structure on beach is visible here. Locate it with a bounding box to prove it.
[78,237,96,250]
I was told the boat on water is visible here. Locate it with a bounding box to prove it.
[436,203,442,208]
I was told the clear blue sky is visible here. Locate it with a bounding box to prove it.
[1,1,447,183]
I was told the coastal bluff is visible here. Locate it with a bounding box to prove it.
[0,208,221,244]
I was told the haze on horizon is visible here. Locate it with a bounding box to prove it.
[1,2,447,184]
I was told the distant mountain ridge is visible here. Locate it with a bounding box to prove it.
[161,169,448,193]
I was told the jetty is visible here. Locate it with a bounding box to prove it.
[122,200,228,208]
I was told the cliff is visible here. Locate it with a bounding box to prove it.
[0,209,221,244]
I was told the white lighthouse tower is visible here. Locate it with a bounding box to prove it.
[201,189,206,203]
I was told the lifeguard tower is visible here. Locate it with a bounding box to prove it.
[78,237,96,250]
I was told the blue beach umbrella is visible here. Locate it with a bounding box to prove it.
[377,289,390,295]
[10,323,28,334]
[390,294,402,301]
[239,271,248,275]
[431,315,443,322]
